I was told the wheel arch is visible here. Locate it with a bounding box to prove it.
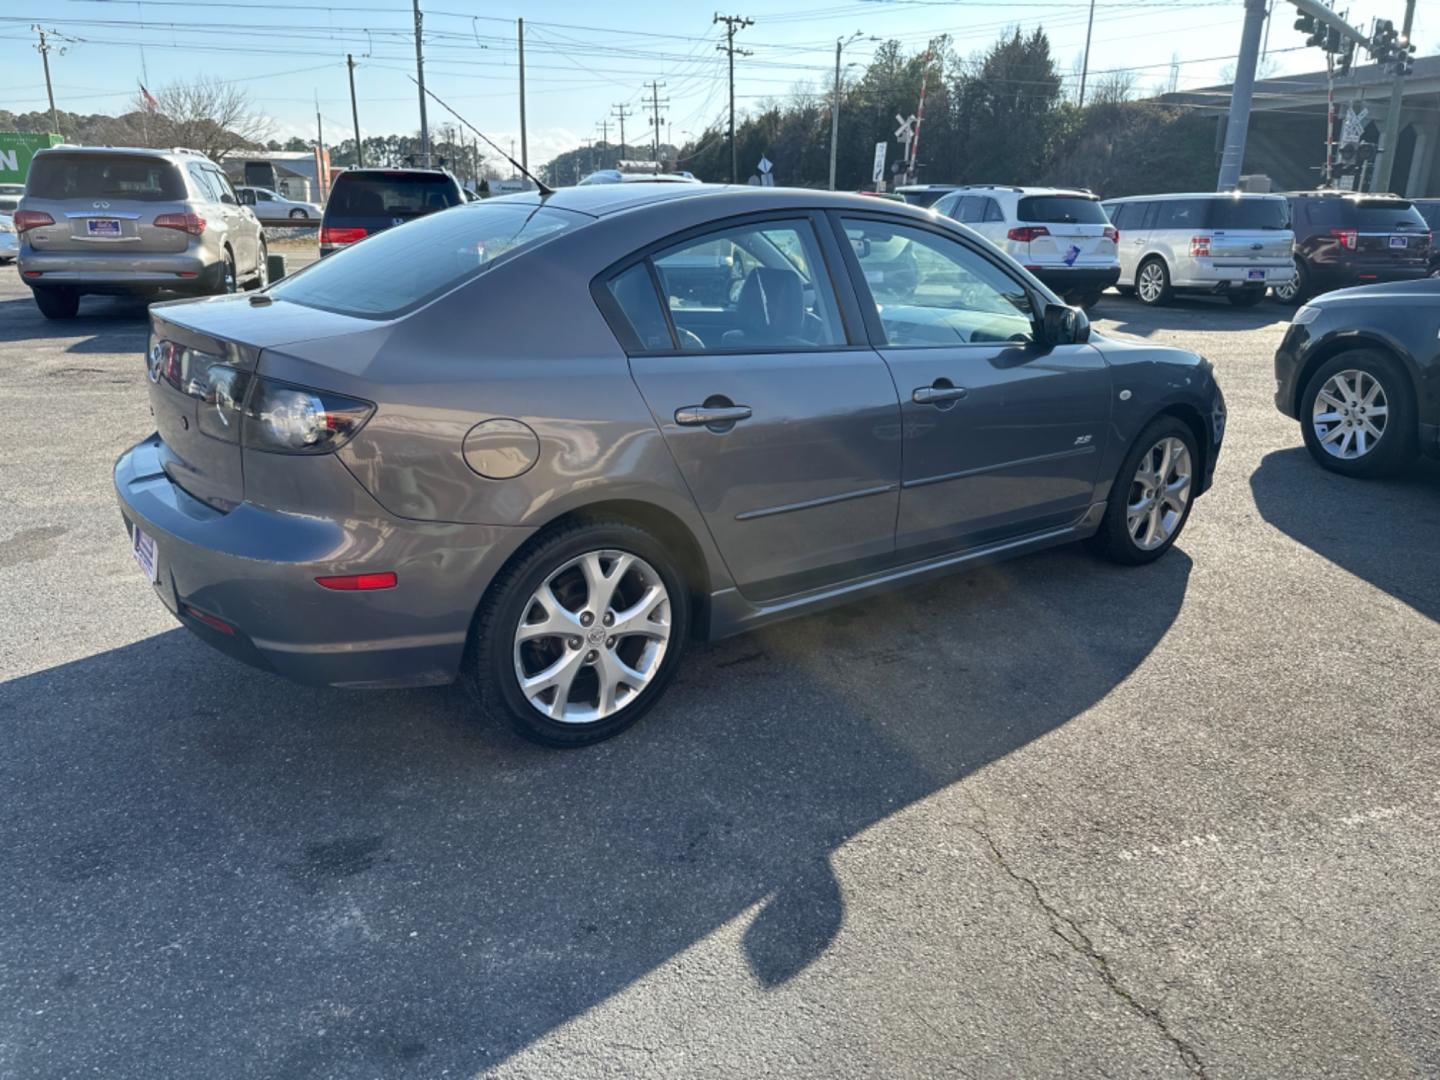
[1155,402,1209,489]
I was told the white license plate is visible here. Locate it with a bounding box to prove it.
[1389,235,1408,248]
[132,525,159,584]
[86,218,122,237]
[1248,269,1266,280]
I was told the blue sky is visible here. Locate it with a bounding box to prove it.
[4,0,1430,170]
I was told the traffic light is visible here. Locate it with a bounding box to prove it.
[1325,27,1342,52]
[1338,38,1356,75]
[1294,13,1315,34]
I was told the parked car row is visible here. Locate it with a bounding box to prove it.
[896,182,1435,311]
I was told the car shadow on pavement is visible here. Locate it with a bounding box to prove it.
[0,294,169,347]
[1098,293,1291,339]
[1251,447,1440,624]
[0,546,1191,1078]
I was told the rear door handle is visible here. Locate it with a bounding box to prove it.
[675,404,752,426]
[912,385,968,405]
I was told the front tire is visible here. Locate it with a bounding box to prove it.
[33,287,79,320]
[289,208,308,219]
[1135,258,1172,306]
[1299,349,1416,478]
[465,520,691,747]
[1090,417,1199,565]
[211,250,237,296]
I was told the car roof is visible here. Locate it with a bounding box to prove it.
[333,168,457,181]
[895,184,958,192]
[486,182,945,221]
[1281,190,1412,201]
[956,185,1096,198]
[31,144,213,164]
[1102,191,1286,203]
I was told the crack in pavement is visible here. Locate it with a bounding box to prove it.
[970,826,1209,1079]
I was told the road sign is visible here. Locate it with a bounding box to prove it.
[872,142,887,184]
[1341,105,1368,146]
[757,155,772,175]
[894,114,916,145]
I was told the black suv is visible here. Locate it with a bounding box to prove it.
[1275,191,1431,304]
[1410,198,1440,277]
[319,168,464,257]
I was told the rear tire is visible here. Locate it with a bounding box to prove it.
[33,287,79,320]
[464,520,692,747]
[1228,287,1267,308]
[1273,259,1309,305]
[1298,349,1417,478]
[245,240,269,290]
[1089,416,1199,565]
[1135,258,1172,306]
[289,208,307,219]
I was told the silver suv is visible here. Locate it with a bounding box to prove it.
[15,145,268,320]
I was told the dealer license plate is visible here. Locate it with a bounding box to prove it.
[1389,235,1408,249]
[1248,269,1266,281]
[86,218,123,237]
[132,525,159,584]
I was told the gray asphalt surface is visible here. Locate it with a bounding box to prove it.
[1,259,1437,1080]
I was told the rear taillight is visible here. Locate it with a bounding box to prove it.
[12,210,54,233]
[1103,226,1119,243]
[320,226,368,246]
[1330,228,1358,250]
[1007,226,1050,243]
[154,212,206,236]
[243,378,374,455]
[1189,235,1212,257]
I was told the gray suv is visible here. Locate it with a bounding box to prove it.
[15,145,267,319]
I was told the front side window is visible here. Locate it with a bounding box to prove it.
[843,218,1034,347]
[206,167,237,204]
[650,220,844,351]
[188,163,219,202]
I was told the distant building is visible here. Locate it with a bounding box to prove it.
[221,150,330,202]
[1163,54,1440,195]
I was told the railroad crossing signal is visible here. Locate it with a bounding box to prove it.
[894,113,916,147]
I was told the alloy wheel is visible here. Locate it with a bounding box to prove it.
[1312,368,1388,460]
[1274,270,1300,302]
[512,549,672,724]
[1127,437,1192,551]
[1137,262,1165,303]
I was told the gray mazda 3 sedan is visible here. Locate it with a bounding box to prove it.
[115,184,1226,746]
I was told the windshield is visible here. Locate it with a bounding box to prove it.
[1017,195,1108,224]
[898,189,951,208]
[327,172,462,218]
[26,153,185,202]
[1208,198,1289,230]
[269,202,580,318]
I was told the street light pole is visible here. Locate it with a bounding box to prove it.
[1216,0,1267,190]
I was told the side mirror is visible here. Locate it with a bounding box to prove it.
[1042,302,1089,346]
[238,189,255,206]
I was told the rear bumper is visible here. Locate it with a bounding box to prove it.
[114,433,533,689]
[1307,264,1429,292]
[19,248,218,292]
[1029,265,1121,295]
[1174,262,1292,289]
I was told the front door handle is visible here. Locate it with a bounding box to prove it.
[912,384,968,405]
[675,403,752,427]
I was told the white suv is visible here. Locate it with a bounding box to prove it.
[1101,193,1293,307]
[932,185,1120,308]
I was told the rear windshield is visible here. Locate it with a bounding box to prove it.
[1207,198,1289,230]
[327,172,462,219]
[1353,200,1428,231]
[27,153,185,202]
[269,202,580,318]
[1016,195,1108,224]
[898,189,950,208]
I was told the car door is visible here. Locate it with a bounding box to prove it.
[1112,202,1149,283]
[611,215,903,600]
[835,213,1111,556]
[207,165,258,272]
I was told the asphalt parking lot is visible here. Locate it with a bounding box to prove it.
[1,259,1437,1080]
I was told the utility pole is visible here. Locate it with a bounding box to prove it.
[612,103,633,159]
[517,18,529,176]
[1374,0,1417,193]
[347,53,364,167]
[646,81,669,162]
[714,13,753,184]
[1215,0,1267,190]
[412,0,430,167]
[32,27,62,136]
[828,32,867,190]
[315,94,327,200]
[1077,0,1097,107]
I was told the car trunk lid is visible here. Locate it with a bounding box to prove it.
[1350,200,1431,269]
[21,152,191,255]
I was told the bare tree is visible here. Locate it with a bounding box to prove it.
[1090,70,1138,107]
[131,77,272,161]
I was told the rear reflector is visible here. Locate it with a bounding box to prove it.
[181,603,237,635]
[176,271,198,278]
[316,572,398,591]
[155,212,207,236]
[13,210,54,233]
[22,271,42,278]
[320,226,368,246]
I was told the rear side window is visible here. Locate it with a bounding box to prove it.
[607,264,673,351]
[328,173,462,219]
[269,203,580,318]
[188,163,219,201]
[1016,196,1107,224]
[1301,199,1343,227]
[1208,198,1289,230]
[27,153,185,202]
[1155,199,1210,229]
[983,198,1004,223]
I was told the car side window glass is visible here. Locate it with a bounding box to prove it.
[1139,202,1160,230]
[983,198,1004,223]
[1156,199,1207,229]
[207,168,238,205]
[933,193,959,218]
[950,196,975,223]
[842,218,1035,348]
[651,220,844,352]
[257,190,274,203]
[1108,204,1131,229]
[606,263,674,352]
[187,163,217,202]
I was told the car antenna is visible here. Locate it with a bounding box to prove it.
[408,76,554,196]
